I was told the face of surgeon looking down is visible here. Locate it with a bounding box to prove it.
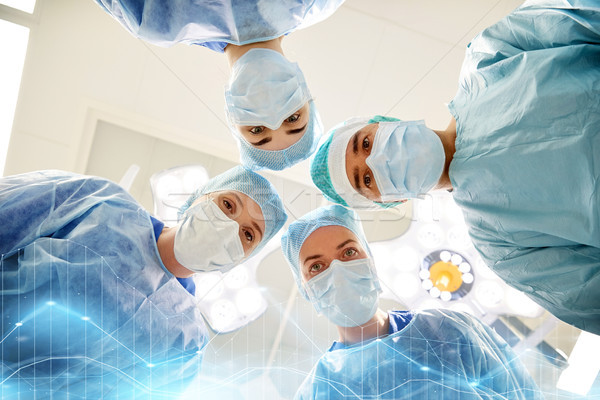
[235,102,310,151]
[157,190,265,278]
[299,225,369,282]
[344,120,455,204]
[297,224,389,344]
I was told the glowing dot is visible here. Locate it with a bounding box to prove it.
[146,363,155,368]
[462,272,474,284]
[440,291,452,302]
[15,322,23,327]
[439,251,451,262]
[458,262,471,273]
[419,269,430,280]
[429,287,441,298]
[450,254,463,265]
[470,381,479,387]
[421,366,430,371]
[46,301,56,306]
[421,279,433,290]
[81,316,90,321]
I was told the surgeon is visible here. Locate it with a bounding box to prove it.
[281,205,542,399]
[94,0,343,170]
[309,1,600,334]
[0,166,286,398]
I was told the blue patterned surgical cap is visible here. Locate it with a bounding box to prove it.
[180,166,287,256]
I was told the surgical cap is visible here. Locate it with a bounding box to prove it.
[281,205,371,299]
[310,116,401,208]
[180,166,287,255]
[231,100,322,171]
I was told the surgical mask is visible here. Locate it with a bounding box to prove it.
[305,258,381,327]
[174,198,245,273]
[366,121,445,202]
[225,48,311,129]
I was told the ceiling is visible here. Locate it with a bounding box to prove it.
[5,0,597,398]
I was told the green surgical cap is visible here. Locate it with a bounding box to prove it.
[310,134,348,206]
[368,115,401,124]
[310,115,403,209]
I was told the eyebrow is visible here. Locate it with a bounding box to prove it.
[230,191,243,205]
[303,254,322,264]
[250,136,272,146]
[286,123,308,135]
[352,131,359,155]
[336,239,357,249]
[252,220,263,241]
[353,167,361,190]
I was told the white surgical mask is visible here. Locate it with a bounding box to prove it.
[366,121,444,202]
[304,258,381,327]
[174,198,245,273]
[225,48,310,129]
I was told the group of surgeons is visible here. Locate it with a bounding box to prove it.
[1,0,598,398]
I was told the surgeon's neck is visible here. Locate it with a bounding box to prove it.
[432,116,457,191]
[224,36,285,68]
[337,309,389,346]
[156,226,195,278]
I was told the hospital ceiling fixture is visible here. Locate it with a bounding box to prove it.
[150,165,269,333]
[371,192,544,320]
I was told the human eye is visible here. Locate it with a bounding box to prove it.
[221,197,238,217]
[362,136,370,150]
[243,228,254,242]
[343,248,357,258]
[363,172,372,188]
[249,126,265,134]
[309,263,324,274]
[285,113,300,123]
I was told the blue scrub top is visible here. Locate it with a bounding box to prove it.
[447,0,600,334]
[150,215,196,296]
[296,309,542,399]
[328,310,413,351]
[94,0,345,51]
[0,171,207,398]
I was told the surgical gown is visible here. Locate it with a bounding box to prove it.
[0,171,208,399]
[295,309,542,399]
[447,0,600,334]
[95,0,345,51]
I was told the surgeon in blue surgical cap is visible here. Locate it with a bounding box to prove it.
[94,0,343,170]
[310,0,600,334]
[0,167,286,398]
[281,205,542,400]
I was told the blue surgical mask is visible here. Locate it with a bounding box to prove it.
[366,121,445,201]
[304,258,381,327]
[225,48,311,129]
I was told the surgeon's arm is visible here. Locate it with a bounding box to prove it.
[489,244,600,335]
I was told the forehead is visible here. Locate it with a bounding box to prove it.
[298,225,360,262]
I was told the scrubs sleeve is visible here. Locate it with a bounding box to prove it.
[487,244,600,335]
[0,170,140,256]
